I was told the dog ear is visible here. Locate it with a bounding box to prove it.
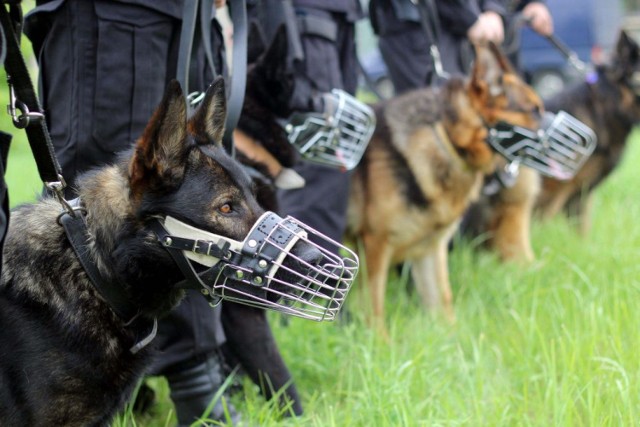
[129,80,188,196]
[259,25,289,77]
[249,25,293,117]
[247,20,267,64]
[612,30,640,81]
[187,76,227,145]
[470,41,515,98]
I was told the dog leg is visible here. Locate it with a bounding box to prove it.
[577,193,594,236]
[221,302,303,416]
[411,240,455,323]
[362,233,393,339]
[490,201,535,262]
[490,167,539,262]
[564,190,594,236]
[536,178,580,220]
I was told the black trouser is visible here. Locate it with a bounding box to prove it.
[275,7,358,247]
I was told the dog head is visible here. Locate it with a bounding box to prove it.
[108,78,355,320]
[441,42,543,172]
[469,41,544,131]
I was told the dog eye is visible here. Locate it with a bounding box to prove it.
[219,203,232,214]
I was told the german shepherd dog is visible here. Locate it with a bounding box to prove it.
[346,42,543,332]
[0,78,321,426]
[536,30,640,233]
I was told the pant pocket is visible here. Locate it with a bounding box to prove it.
[92,1,175,152]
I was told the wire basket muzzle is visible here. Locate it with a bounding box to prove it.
[215,214,358,321]
[285,89,376,170]
[163,212,358,321]
[487,111,597,180]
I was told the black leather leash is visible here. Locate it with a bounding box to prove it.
[177,0,248,156]
[0,2,66,193]
[222,0,248,155]
[414,0,449,86]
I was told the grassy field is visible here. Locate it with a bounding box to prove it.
[2,72,640,426]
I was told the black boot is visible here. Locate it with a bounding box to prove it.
[166,354,242,426]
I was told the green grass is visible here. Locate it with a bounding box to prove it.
[3,73,640,425]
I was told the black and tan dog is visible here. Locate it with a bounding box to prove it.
[536,30,640,233]
[346,42,543,332]
[0,78,320,426]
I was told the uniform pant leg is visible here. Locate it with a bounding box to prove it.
[277,7,357,249]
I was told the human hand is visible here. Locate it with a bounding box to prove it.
[522,2,554,36]
[467,11,504,44]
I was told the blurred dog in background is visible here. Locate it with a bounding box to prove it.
[536,30,640,233]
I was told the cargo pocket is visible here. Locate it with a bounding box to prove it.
[93,1,174,152]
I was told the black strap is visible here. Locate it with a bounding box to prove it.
[0,2,63,186]
[414,0,448,87]
[149,220,224,302]
[199,0,217,77]
[177,0,200,99]
[59,204,139,323]
[0,131,11,267]
[177,0,247,157]
[222,0,248,155]
[60,202,159,353]
[160,233,231,260]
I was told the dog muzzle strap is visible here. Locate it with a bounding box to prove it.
[487,110,597,180]
[153,212,359,321]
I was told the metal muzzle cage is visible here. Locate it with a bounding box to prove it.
[284,89,376,170]
[487,110,597,180]
[157,212,358,321]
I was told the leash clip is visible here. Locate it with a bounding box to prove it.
[45,175,75,217]
[7,76,44,129]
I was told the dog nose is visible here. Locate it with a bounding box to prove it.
[289,241,324,273]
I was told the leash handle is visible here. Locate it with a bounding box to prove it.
[544,33,588,73]
[518,14,588,73]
